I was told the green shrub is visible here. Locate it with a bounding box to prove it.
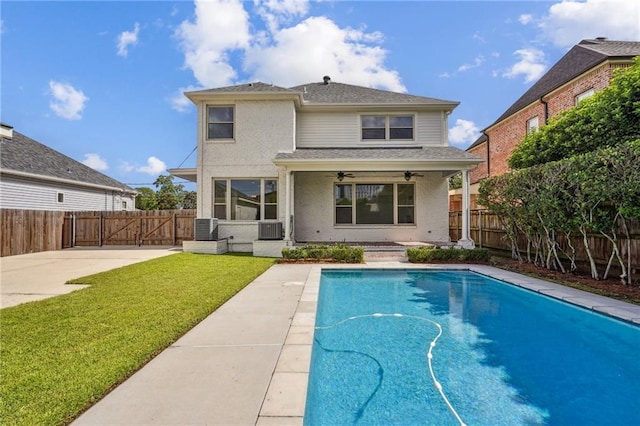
[407,246,490,263]
[281,244,364,263]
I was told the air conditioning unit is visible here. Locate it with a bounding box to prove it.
[258,221,283,240]
[194,218,219,241]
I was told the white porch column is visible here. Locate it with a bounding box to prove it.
[458,169,475,249]
[284,170,292,241]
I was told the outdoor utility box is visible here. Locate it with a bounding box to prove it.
[258,221,283,240]
[194,218,219,241]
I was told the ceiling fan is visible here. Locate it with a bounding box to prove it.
[335,171,355,181]
[402,171,424,181]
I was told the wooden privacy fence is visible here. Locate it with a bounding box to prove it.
[449,210,640,271]
[1,209,197,257]
[1,209,66,257]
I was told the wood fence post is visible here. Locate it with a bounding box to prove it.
[479,210,483,248]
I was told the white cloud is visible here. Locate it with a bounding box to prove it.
[119,161,135,173]
[519,14,534,25]
[174,0,405,92]
[458,56,485,72]
[449,119,480,147]
[117,22,140,57]
[137,157,167,175]
[48,80,89,120]
[539,0,640,48]
[244,16,405,91]
[82,153,108,171]
[175,0,251,87]
[169,85,200,112]
[503,48,547,83]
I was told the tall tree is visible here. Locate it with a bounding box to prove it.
[153,175,185,210]
[135,187,158,210]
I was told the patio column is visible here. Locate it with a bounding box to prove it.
[458,169,475,248]
[284,170,291,241]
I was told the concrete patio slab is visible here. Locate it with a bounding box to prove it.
[0,246,178,309]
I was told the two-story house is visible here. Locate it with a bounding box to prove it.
[450,38,640,211]
[170,77,482,255]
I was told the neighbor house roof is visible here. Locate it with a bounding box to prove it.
[466,134,488,151]
[489,39,640,128]
[0,129,136,194]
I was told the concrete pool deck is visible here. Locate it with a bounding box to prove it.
[73,261,640,425]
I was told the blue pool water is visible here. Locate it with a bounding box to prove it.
[304,270,640,426]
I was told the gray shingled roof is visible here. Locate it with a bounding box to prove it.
[0,130,136,193]
[466,134,488,150]
[186,82,297,96]
[291,80,458,106]
[186,79,458,107]
[490,39,640,126]
[274,147,481,162]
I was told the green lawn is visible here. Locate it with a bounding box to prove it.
[0,253,275,426]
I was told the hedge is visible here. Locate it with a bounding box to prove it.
[407,246,490,263]
[281,244,364,263]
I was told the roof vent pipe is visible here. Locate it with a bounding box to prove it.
[595,37,607,41]
[323,75,331,84]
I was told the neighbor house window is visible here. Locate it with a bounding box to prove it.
[57,192,64,203]
[122,201,127,210]
[361,115,414,140]
[526,116,539,135]
[334,183,415,225]
[213,178,277,220]
[207,106,234,139]
[575,88,595,105]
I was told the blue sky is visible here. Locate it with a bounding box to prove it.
[2,1,639,190]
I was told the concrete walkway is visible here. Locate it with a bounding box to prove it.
[0,246,179,309]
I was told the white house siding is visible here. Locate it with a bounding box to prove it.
[296,110,444,148]
[197,100,295,235]
[0,175,135,211]
[293,171,450,243]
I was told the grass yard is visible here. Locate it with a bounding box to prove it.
[0,253,275,426]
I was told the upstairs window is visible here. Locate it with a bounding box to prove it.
[526,116,539,135]
[575,88,595,105]
[207,106,234,139]
[361,115,414,140]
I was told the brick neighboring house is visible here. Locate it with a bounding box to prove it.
[450,38,640,211]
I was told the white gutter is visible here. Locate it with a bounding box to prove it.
[0,168,137,195]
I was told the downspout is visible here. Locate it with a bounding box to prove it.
[485,132,490,178]
[540,96,549,125]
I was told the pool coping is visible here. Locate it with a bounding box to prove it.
[257,262,640,425]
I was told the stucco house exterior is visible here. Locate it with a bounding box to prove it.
[0,124,136,211]
[170,77,482,255]
[450,38,640,211]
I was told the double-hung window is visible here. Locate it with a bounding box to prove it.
[575,88,595,105]
[213,179,278,220]
[334,183,414,225]
[207,106,234,139]
[361,115,414,140]
[526,116,539,135]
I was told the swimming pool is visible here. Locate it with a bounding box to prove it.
[304,269,640,425]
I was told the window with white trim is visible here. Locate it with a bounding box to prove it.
[526,116,539,135]
[213,178,278,220]
[207,106,234,139]
[57,192,64,203]
[334,183,414,225]
[575,88,595,105]
[361,115,414,140]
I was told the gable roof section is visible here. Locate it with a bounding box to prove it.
[0,130,136,194]
[490,39,640,127]
[290,81,458,108]
[185,79,458,110]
